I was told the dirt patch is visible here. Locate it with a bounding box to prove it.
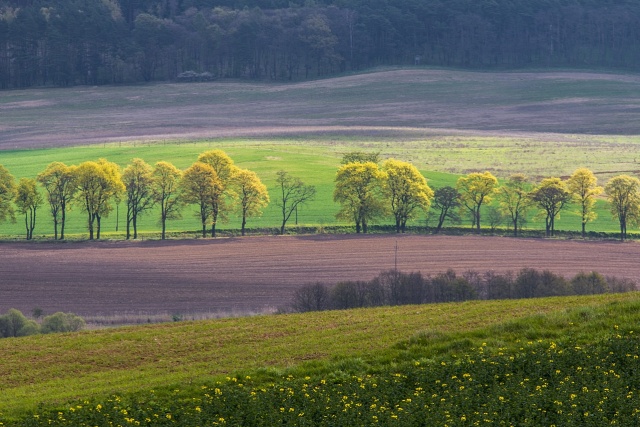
[1,235,637,316]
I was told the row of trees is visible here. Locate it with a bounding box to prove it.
[2,152,640,240]
[0,150,316,240]
[3,0,640,88]
[291,268,637,312]
[334,155,640,241]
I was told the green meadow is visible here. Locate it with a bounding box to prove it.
[0,135,635,238]
[2,292,639,424]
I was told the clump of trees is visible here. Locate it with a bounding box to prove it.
[0,150,271,240]
[334,156,433,234]
[291,269,637,313]
[0,309,85,338]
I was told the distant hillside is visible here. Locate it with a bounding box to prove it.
[1,0,640,88]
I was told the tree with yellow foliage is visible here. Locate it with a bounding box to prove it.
[382,159,433,233]
[197,150,236,237]
[334,162,386,233]
[0,164,16,225]
[231,169,269,236]
[181,162,222,238]
[123,158,155,240]
[605,175,640,241]
[567,168,603,238]
[15,178,43,240]
[75,159,124,240]
[456,171,498,232]
[37,162,77,240]
[151,161,182,240]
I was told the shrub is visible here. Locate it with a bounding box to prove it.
[331,281,369,310]
[292,283,330,312]
[571,271,608,295]
[17,319,40,337]
[0,308,30,338]
[606,276,637,293]
[40,312,86,334]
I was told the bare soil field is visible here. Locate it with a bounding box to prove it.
[1,234,638,317]
[2,69,640,149]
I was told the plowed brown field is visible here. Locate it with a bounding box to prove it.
[1,235,638,317]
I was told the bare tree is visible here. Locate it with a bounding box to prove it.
[275,170,316,234]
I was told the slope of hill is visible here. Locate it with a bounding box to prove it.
[2,69,640,150]
[1,292,639,423]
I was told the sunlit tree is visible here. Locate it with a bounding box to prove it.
[75,159,124,240]
[14,178,42,240]
[605,175,640,241]
[334,162,386,233]
[567,168,603,238]
[382,159,433,233]
[0,164,16,224]
[231,168,270,236]
[151,161,182,240]
[456,171,498,232]
[197,150,235,237]
[122,158,155,239]
[37,162,77,240]
[181,162,221,238]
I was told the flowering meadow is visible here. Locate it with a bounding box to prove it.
[20,329,640,427]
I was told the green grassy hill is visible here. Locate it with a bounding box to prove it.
[2,292,640,424]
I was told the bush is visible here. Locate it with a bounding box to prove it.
[17,319,40,337]
[0,308,30,338]
[40,312,86,334]
[571,271,608,295]
[292,283,330,312]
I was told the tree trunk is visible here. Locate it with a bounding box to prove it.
[161,214,166,240]
[133,214,138,239]
[60,204,66,240]
[88,212,94,240]
[96,214,101,239]
[241,214,246,236]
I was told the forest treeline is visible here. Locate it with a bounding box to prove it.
[1,0,640,88]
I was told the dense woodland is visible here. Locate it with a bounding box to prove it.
[1,0,640,88]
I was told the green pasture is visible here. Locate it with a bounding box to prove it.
[0,136,635,238]
[1,292,639,423]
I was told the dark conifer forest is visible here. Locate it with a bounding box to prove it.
[1,0,639,88]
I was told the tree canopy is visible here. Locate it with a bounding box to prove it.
[334,161,386,234]
[2,0,640,88]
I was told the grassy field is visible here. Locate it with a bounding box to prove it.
[2,291,639,424]
[0,136,633,238]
